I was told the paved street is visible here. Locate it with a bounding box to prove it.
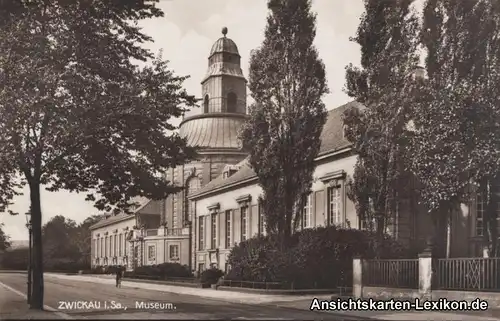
[0,273,365,320]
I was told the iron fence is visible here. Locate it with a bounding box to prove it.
[436,257,500,292]
[364,259,419,289]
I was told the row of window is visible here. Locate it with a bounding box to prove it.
[197,185,343,250]
[95,234,126,258]
[198,206,262,250]
[146,244,179,261]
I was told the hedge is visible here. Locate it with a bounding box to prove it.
[226,226,418,289]
[130,263,194,279]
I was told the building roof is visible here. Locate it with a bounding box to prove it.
[209,29,240,57]
[179,113,247,150]
[89,198,163,230]
[190,101,361,199]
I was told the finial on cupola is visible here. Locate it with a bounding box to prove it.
[222,27,228,37]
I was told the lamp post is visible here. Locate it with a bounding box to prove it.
[25,211,32,304]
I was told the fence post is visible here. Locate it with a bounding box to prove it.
[418,248,433,300]
[353,255,363,299]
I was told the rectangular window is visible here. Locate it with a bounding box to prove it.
[241,207,248,241]
[327,185,342,226]
[211,213,217,249]
[148,245,156,260]
[118,234,122,256]
[113,235,117,256]
[92,239,96,258]
[105,236,108,256]
[169,245,179,259]
[198,263,205,272]
[476,187,500,237]
[258,203,265,235]
[100,238,104,257]
[198,216,204,250]
[303,194,312,228]
[225,210,231,248]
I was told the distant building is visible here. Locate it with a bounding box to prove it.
[90,28,498,272]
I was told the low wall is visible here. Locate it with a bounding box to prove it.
[362,286,420,300]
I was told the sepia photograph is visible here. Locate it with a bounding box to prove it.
[0,0,500,320]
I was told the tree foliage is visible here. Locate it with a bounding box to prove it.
[0,0,197,309]
[239,0,328,245]
[343,0,419,235]
[0,223,11,251]
[409,0,500,256]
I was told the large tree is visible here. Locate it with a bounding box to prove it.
[0,1,197,309]
[42,215,79,267]
[74,215,102,266]
[239,0,328,246]
[343,0,419,236]
[410,0,500,257]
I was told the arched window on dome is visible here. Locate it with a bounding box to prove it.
[184,177,201,224]
[227,92,237,113]
[204,95,209,113]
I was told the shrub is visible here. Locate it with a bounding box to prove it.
[0,248,29,270]
[226,226,414,289]
[157,263,193,278]
[200,268,224,285]
[132,263,193,279]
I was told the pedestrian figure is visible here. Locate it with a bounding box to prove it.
[116,266,123,288]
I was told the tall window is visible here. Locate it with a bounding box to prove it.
[476,186,500,237]
[225,210,231,248]
[198,263,205,273]
[185,177,201,223]
[169,245,179,259]
[211,213,217,249]
[328,185,342,226]
[100,238,104,257]
[198,216,205,250]
[258,203,265,235]
[113,235,117,256]
[92,239,96,258]
[148,245,156,260]
[104,236,108,256]
[227,92,237,112]
[118,234,123,256]
[203,94,209,113]
[303,194,312,228]
[241,207,248,241]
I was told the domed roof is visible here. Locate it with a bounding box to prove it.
[209,27,239,57]
[179,114,247,150]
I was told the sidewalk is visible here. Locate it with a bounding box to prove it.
[274,299,500,321]
[0,282,68,320]
[45,273,500,321]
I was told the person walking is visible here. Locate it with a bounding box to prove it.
[115,266,123,288]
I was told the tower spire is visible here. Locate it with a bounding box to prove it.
[222,27,228,37]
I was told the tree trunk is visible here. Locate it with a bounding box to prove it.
[446,205,452,258]
[29,181,44,310]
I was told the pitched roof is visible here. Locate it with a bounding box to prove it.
[190,101,361,199]
[89,197,162,230]
[89,212,135,230]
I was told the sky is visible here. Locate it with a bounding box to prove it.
[0,0,423,241]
